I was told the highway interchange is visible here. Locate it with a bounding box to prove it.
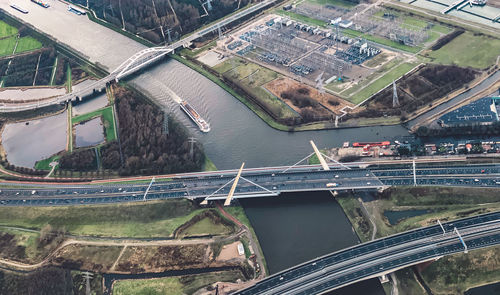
[235,212,500,295]
[0,163,497,207]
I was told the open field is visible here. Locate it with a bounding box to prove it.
[422,246,500,294]
[0,21,17,37]
[182,217,233,237]
[14,36,42,54]
[426,32,500,69]
[344,62,418,105]
[215,57,298,121]
[0,199,206,238]
[113,270,245,295]
[0,36,16,56]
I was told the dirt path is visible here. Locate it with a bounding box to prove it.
[110,245,127,271]
[0,235,227,271]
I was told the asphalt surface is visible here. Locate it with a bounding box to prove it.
[0,163,498,207]
[235,212,500,295]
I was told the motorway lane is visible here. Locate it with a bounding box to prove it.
[0,164,497,206]
[236,213,500,295]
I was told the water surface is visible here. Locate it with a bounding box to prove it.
[2,111,67,167]
[74,117,105,148]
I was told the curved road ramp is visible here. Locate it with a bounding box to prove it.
[235,212,500,295]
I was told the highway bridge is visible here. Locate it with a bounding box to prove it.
[0,162,498,207]
[236,212,500,295]
[0,0,278,113]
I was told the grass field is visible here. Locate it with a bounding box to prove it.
[0,36,17,56]
[72,106,116,142]
[0,21,18,38]
[215,57,298,120]
[34,154,60,171]
[181,217,233,237]
[14,36,42,54]
[422,246,500,294]
[0,199,207,238]
[427,32,500,69]
[345,62,418,105]
[113,270,244,295]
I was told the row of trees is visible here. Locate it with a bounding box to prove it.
[416,122,500,137]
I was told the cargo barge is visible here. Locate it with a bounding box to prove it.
[180,100,210,133]
[11,4,29,14]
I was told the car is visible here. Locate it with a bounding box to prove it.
[326,183,338,187]
[474,179,479,182]
[481,169,485,173]
[31,190,36,195]
[335,175,339,178]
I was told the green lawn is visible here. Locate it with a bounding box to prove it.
[181,217,233,237]
[427,32,500,69]
[72,106,116,142]
[0,21,18,38]
[402,17,428,30]
[14,36,42,54]
[0,199,207,238]
[362,33,421,53]
[113,270,244,295]
[218,58,298,120]
[34,154,60,171]
[0,36,17,56]
[346,62,418,104]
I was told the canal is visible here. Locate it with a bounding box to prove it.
[1,4,410,294]
[240,191,386,295]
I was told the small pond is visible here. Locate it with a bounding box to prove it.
[384,209,431,225]
[74,117,105,148]
[2,111,67,168]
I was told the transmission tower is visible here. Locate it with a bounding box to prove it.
[316,71,324,94]
[166,27,172,44]
[217,24,223,40]
[188,137,196,159]
[83,271,93,295]
[163,112,169,135]
[392,80,400,108]
[204,0,213,11]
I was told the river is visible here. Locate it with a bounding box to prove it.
[1,4,409,294]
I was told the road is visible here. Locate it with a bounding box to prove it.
[0,163,497,207]
[235,212,500,295]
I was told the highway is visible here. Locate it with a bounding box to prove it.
[0,163,497,207]
[235,212,500,295]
